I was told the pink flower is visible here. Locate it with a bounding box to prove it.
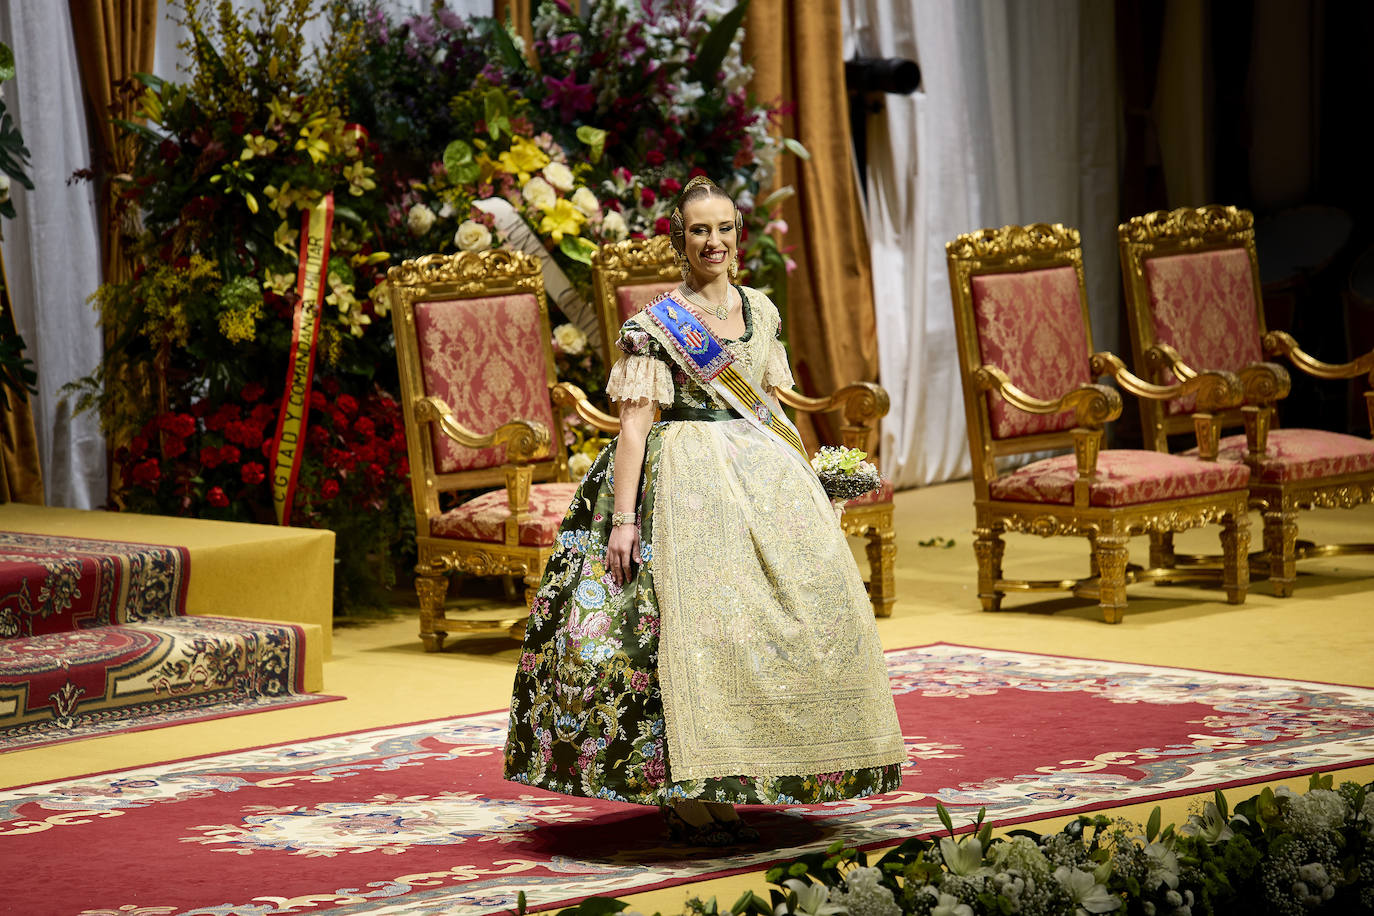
[541,72,596,123]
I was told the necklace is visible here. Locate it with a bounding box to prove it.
[680,282,731,321]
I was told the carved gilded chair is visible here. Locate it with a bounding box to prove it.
[946,223,1253,623]
[591,235,682,369]
[1119,205,1374,595]
[590,236,899,616]
[388,250,619,651]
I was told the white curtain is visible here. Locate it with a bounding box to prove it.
[843,0,1119,489]
[0,3,107,508]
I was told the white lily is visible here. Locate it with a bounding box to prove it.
[938,836,988,876]
[1053,865,1120,914]
[775,878,846,916]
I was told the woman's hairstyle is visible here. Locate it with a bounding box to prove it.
[668,176,743,255]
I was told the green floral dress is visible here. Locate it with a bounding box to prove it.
[502,288,904,805]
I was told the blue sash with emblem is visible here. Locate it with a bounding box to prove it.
[643,294,811,468]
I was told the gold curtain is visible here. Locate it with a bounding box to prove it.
[745,0,878,449]
[0,248,43,504]
[68,0,158,287]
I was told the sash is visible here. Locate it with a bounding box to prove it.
[270,193,334,525]
[642,293,811,470]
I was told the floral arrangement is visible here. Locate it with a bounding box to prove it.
[812,446,882,502]
[532,775,1374,916]
[72,1,410,612]
[0,39,37,408]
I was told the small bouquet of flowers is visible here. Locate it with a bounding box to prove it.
[811,446,882,502]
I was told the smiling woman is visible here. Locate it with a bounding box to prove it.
[502,176,906,848]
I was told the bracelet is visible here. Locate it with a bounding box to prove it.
[610,511,636,527]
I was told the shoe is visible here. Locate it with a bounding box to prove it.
[660,803,737,847]
[708,809,761,843]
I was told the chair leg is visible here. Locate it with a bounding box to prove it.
[1220,511,1251,605]
[865,523,897,618]
[973,523,1005,612]
[1263,504,1299,597]
[1148,531,1176,570]
[415,571,451,653]
[502,575,519,600]
[1094,533,1130,624]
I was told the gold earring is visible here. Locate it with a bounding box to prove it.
[675,250,691,280]
[728,253,739,280]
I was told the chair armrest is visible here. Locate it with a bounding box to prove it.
[1145,343,1290,406]
[551,382,621,434]
[412,396,550,462]
[1265,331,1374,382]
[973,365,1122,428]
[1093,351,1242,411]
[778,382,889,452]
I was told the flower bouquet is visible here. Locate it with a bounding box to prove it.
[811,446,882,503]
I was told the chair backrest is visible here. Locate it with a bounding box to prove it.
[591,235,681,368]
[1119,205,1267,449]
[945,224,1097,496]
[388,250,567,527]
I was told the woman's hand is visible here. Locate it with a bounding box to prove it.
[606,523,641,586]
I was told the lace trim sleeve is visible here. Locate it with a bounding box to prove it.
[762,339,795,392]
[606,355,675,406]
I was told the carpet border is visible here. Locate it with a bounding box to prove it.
[5,640,1373,791]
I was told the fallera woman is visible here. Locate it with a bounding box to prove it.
[503,176,905,846]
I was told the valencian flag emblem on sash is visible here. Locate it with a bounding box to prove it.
[270,193,334,525]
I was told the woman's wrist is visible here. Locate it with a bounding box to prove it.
[610,511,637,527]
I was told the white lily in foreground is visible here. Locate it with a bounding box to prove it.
[774,878,846,916]
[939,836,988,875]
[1054,865,1121,914]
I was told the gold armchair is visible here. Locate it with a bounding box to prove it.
[946,223,1252,622]
[589,237,899,616]
[388,250,619,651]
[1119,205,1374,595]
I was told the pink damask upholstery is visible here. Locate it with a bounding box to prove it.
[1144,249,1265,415]
[988,450,1250,507]
[1184,429,1374,484]
[431,482,579,546]
[616,282,678,324]
[971,266,1093,439]
[847,479,894,506]
[413,294,557,474]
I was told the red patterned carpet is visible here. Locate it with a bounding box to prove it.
[3,644,1373,915]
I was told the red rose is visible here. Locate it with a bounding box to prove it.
[321,479,340,500]
[660,177,682,196]
[396,456,410,479]
[159,412,196,439]
[241,462,266,485]
[130,458,161,488]
[309,391,327,410]
[206,405,239,432]
[308,425,330,448]
[337,394,359,416]
[640,187,656,207]
[163,437,187,459]
[354,417,375,439]
[206,486,230,508]
[200,447,224,469]
[128,435,150,458]
[654,216,671,235]
[242,382,265,402]
[688,166,707,178]
[219,445,241,466]
[645,150,666,167]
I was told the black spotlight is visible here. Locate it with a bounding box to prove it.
[845,57,921,193]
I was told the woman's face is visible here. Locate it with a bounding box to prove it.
[681,195,737,284]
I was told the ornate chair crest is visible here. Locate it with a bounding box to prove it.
[588,236,900,616]
[1119,204,1374,595]
[946,223,1253,622]
[388,249,618,651]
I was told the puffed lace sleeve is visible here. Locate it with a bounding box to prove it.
[760,298,796,393]
[605,323,675,406]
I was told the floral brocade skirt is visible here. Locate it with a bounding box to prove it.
[502,421,903,806]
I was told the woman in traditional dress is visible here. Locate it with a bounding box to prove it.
[503,176,905,846]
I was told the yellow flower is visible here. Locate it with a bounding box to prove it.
[264,182,297,218]
[343,160,375,197]
[273,221,300,257]
[266,96,301,131]
[538,198,587,243]
[240,133,279,160]
[496,136,550,184]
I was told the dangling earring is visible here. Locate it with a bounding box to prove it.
[728,253,739,280]
[675,250,691,280]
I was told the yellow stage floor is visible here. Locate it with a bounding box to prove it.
[2,478,1372,910]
